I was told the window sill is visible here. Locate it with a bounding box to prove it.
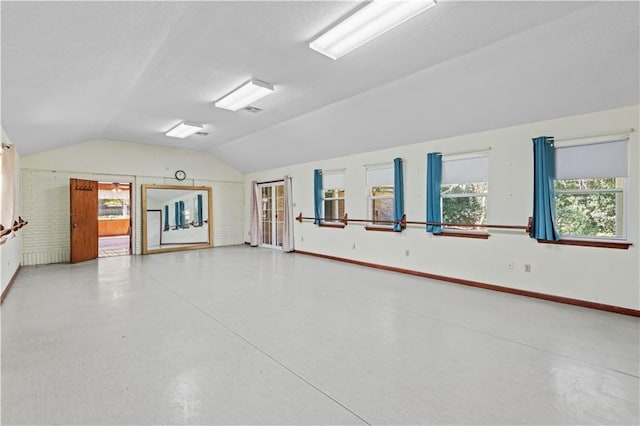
[435,231,490,240]
[538,239,632,249]
[365,226,396,232]
[319,223,346,229]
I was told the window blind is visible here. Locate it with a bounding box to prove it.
[367,166,393,187]
[442,155,488,184]
[323,171,344,189]
[555,139,628,180]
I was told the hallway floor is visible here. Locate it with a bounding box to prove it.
[98,235,130,258]
[2,246,638,424]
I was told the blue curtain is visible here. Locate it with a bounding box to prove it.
[164,205,169,231]
[393,158,404,232]
[313,169,323,225]
[179,201,185,227]
[426,152,443,234]
[531,136,560,240]
[197,194,203,226]
[174,202,179,229]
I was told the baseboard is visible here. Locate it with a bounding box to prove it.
[1,265,21,305]
[294,250,640,317]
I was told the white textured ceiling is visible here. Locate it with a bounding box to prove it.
[2,1,638,173]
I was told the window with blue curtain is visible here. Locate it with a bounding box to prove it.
[313,169,323,224]
[531,136,559,241]
[426,152,443,234]
[393,158,404,232]
[163,205,169,231]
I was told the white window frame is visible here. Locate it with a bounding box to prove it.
[366,164,394,227]
[554,138,629,241]
[440,153,489,232]
[554,178,627,241]
[322,169,345,223]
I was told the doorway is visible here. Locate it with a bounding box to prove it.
[259,182,284,249]
[98,182,131,257]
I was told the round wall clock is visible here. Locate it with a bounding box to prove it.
[175,170,186,181]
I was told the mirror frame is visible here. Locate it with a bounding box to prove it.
[141,184,214,254]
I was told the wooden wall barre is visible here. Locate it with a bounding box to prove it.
[296,213,532,234]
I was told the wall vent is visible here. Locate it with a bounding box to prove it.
[195,131,209,136]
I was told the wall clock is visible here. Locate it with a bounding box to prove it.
[175,170,186,181]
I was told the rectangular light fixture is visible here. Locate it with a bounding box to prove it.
[165,121,203,138]
[309,0,437,60]
[214,79,274,111]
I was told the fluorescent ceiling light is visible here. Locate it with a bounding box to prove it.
[309,0,437,60]
[215,79,274,111]
[165,121,203,138]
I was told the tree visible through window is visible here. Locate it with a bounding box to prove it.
[441,182,487,227]
[440,154,488,230]
[555,178,624,238]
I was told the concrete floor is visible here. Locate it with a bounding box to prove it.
[2,245,638,425]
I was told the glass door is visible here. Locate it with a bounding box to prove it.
[260,183,285,249]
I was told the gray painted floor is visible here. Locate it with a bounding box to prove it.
[2,245,638,425]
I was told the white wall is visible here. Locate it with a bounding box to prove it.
[20,140,244,265]
[1,127,22,295]
[245,105,640,310]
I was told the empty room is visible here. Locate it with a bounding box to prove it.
[1,1,639,425]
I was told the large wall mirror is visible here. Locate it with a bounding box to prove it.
[142,184,213,254]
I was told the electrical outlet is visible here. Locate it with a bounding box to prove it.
[507,262,514,270]
[524,264,532,273]
[405,250,410,257]
[352,243,356,249]
[301,236,304,242]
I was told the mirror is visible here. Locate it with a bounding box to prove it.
[141,184,213,254]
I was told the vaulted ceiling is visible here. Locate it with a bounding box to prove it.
[2,1,638,173]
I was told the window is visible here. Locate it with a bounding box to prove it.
[555,139,627,239]
[367,165,394,225]
[441,154,488,230]
[322,170,345,222]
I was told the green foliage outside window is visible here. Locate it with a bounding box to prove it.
[555,178,622,237]
[441,183,487,227]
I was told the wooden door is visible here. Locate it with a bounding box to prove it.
[70,178,98,263]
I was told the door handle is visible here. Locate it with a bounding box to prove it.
[72,224,78,228]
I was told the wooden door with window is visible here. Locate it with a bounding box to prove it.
[70,178,98,263]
